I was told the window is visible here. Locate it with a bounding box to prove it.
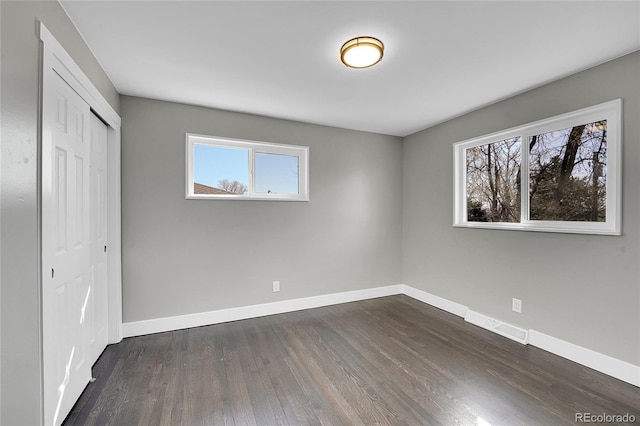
[186,134,309,201]
[454,99,621,235]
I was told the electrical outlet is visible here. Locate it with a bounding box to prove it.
[272,281,280,293]
[512,298,522,313]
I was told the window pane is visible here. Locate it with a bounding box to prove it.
[466,137,521,223]
[193,144,249,195]
[254,152,299,195]
[529,120,607,222]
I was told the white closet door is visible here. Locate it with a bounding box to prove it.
[88,113,109,365]
[42,71,92,426]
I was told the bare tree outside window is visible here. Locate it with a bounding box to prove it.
[529,120,607,222]
[217,179,248,194]
[454,100,620,235]
[466,137,521,223]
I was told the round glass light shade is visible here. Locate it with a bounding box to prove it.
[340,37,384,68]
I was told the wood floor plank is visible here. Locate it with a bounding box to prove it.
[64,296,640,425]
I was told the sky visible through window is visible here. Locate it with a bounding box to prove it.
[194,145,249,189]
[194,144,299,194]
[255,152,298,194]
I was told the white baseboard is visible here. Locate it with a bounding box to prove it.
[529,330,640,387]
[403,285,638,386]
[122,283,639,387]
[401,285,468,317]
[123,284,403,338]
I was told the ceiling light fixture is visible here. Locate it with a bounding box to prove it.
[340,36,384,69]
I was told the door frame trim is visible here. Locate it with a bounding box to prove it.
[40,22,123,416]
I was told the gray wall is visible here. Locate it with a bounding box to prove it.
[0,1,119,423]
[403,51,640,366]
[120,96,402,323]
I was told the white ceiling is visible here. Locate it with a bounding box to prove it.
[60,1,640,137]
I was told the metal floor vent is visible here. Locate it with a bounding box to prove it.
[464,310,529,344]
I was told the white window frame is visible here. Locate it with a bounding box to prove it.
[454,99,622,235]
[186,133,309,201]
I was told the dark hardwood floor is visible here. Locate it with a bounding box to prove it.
[64,295,639,425]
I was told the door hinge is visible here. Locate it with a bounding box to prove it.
[52,268,55,279]
[104,245,107,253]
